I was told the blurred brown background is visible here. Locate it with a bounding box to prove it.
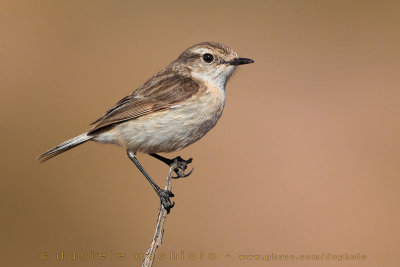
[1,0,399,266]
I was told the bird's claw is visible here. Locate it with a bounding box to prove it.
[171,156,194,179]
[157,189,175,214]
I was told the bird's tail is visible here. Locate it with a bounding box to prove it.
[37,132,93,163]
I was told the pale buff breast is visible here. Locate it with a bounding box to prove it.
[95,86,225,153]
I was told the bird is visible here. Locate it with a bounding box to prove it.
[37,41,254,213]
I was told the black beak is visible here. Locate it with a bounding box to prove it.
[228,57,255,66]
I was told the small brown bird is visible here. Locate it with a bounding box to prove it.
[38,42,254,212]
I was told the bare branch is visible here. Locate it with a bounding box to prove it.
[142,163,176,267]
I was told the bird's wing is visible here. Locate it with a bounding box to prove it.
[88,73,200,133]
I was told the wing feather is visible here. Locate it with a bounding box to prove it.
[88,72,200,133]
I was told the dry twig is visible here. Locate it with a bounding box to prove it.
[141,163,176,267]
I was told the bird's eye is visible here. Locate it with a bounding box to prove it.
[202,53,214,63]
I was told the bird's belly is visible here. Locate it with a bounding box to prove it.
[106,94,225,153]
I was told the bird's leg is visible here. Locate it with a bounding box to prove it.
[150,153,194,179]
[127,150,174,213]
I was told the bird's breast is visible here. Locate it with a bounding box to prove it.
[108,85,226,153]
[181,85,226,139]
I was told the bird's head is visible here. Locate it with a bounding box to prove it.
[174,42,254,89]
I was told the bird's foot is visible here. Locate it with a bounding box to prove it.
[171,156,193,179]
[157,189,175,214]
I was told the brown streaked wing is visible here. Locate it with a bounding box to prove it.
[88,73,200,133]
